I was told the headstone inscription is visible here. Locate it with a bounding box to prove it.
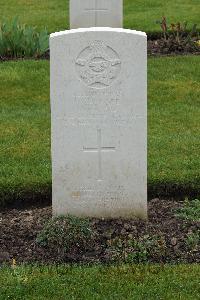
[70,0,123,29]
[50,28,147,219]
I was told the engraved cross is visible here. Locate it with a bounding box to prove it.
[84,0,108,26]
[83,129,116,181]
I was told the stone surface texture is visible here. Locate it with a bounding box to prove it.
[50,28,147,219]
[70,0,123,29]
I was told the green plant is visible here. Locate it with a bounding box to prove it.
[175,199,200,222]
[107,235,156,263]
[36,215,92,258]
[126,235,168,263]
[156,16,199,53]
[10,259,29,285]
[0,17,49,59]
[125,239,150,263]
[185,231,200,250]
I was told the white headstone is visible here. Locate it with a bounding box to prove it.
[70,0,123,29]
[50,28,147,219]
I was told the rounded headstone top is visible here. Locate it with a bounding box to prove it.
[50,27,147,39]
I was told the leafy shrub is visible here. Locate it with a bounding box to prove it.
[185,231,200,250]
[0,17,49,59]
[156,16,200,53]
[36,215,92,258]
[175,199,200,221]
[106,235,166,263]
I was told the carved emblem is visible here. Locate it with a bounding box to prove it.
[75,41,121,88]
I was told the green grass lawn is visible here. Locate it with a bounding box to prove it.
[0,0,199,33]
[0,56,199,206]
[0,264,199,299]
[148,56,200,197]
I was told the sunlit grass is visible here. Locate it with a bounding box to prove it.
[0,264,199,299]
[0,0,199,33]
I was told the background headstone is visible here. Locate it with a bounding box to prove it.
[50,28,147,219]
[70,0,123,29]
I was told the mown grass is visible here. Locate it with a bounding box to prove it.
[0,0,199,33]
[0,60,51,206]
[0,264,199,299]
[148,55,200,197]
[0,56,200,206]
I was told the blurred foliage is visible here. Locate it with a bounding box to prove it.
[0,17,49,59]
[156,16,200,53]
[36,215,92,258]
[175,199,200,221]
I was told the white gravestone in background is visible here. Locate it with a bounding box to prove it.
[70,0,123,29]
[50,28,147,219]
